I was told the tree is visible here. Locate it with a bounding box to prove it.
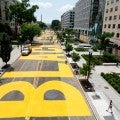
[37,21,47,29]
[0,33,12,66]
[98,32,114,51]
[51,20,61,31]
[80,63,92,79]
[65,44,73,55]
[7,0,39,36]
[21,23,41,43]
[72,52,80,62]
[0,23,12,36]
[64,28,75,37]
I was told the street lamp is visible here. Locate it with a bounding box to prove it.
[87,48,93,80]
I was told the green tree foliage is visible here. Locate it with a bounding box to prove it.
[51,20,61,31]
[21,23,41,43]
[7,0,39,36]
[80,63,92,79]
[37,21,47,29]
[98,32,114,51]
[72,52,80,62]
[0,23,12,36]
[64,28,75,36]
[65,44,73,54]
[0,33,12,65]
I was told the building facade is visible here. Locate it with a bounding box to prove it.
[74,0,105,42]
[102,0,120,56]
[61,10,74,29]
[0,0,17,33]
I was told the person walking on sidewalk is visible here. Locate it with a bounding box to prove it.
[106,100,113,113]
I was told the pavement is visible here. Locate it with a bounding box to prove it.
[0,45,21,69]
[62,43,120,120]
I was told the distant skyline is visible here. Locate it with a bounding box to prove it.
[29,0,78,24]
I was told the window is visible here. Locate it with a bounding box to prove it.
[105,17,108,21]
[115,6,118,11]
[116,0,119,2]
[106,9,108,13]
[119,15,120,19]
[111,0,114,4]
[108,24,111,28]
[107,1,109,5]
[109,16,112,20]
[110,8,113,12]
[118,24,120,29]
[114,15,117,20]
[104,24,107,28]
[116,33,119,38]
[113,24,116,28]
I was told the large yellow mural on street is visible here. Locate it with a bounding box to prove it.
[0,42,92,119]
[0,81,91,118]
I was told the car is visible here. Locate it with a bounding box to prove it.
[21,47,31,56]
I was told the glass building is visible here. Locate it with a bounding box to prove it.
[74,0,105,42]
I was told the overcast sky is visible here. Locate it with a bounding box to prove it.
[28,0,78,24]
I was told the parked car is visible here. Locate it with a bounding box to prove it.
[21,47,31,56]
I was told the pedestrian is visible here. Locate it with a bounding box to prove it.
[116,62,119,67]
[106,100,113,113]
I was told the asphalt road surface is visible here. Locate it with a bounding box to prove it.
[0,30,96,120]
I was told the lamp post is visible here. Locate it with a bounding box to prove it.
[87,49,93,80]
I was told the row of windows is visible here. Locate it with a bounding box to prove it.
[104,24,120,29]
[11,22,15,26]
[116,33,120,38]
[107,0,119,5]
[106,6,118,13]
[105,15,120,21]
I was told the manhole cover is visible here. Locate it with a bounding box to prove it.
[92,95,101,100]
[104,86,109,89]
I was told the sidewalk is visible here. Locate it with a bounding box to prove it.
[64,46,120,120]
[0,45,21,69]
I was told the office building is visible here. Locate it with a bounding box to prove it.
[102,0,120,56]
[61,10,74,29]
[0,0,17,33]
[74,0,105,42]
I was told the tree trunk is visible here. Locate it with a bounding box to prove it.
[15,19,18,38]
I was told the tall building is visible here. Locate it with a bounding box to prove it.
[0,0,17,33]
[102,0,120,56]
[61,9,74,29]
[74,0,105,42]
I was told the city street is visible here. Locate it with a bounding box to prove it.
[0,30,95,120]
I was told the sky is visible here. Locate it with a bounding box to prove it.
[28,0,78,24]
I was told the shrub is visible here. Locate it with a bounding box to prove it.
[72,52,80,62]
[101,72,120,94]
[75,48,88,52]
[103,52,120,63]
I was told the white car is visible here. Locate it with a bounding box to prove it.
[21,47,30,56]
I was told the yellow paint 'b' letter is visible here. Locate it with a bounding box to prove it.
[0,81,91,118]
